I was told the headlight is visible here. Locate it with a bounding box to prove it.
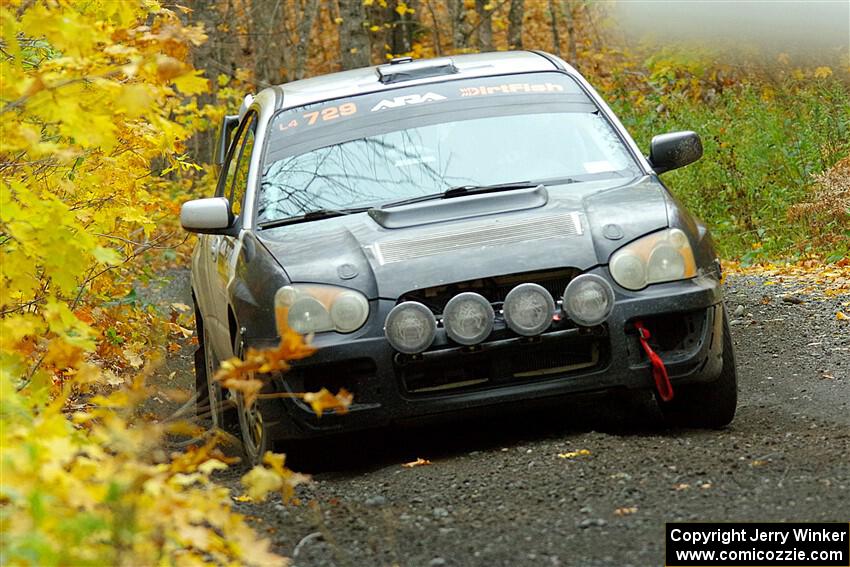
[609,228,696,290]
[442,292,494,345]
[385,301,437,354]
[563,274,614,327]
[503,283,555,336]
[274,284,369,334]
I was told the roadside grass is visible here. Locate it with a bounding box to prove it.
[603,74,850,262]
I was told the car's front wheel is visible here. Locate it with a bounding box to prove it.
[193,302,236,432]
[660,307,738,428]
[236,393,271,466]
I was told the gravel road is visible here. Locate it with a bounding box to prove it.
[150,271,850,566]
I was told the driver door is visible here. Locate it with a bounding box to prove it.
[205,111,257,361]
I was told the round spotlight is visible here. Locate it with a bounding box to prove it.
[384,301,437,354]
[442,292,494,345]
[503,283,555,336]
[563,274,614,327]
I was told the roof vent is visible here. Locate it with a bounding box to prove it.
[376,57,458,84]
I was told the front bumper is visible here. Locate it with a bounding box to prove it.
[252,272,725,441]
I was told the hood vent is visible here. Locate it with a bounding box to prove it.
[369,212,583,265]
[369,185,548,229]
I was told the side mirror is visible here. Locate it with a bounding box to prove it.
[214,115,239,166]
[649,131,703,174]
[180,197,236,234]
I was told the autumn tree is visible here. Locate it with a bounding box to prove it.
[339,0,371,69]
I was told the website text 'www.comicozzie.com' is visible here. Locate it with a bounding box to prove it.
[666,523,850,567]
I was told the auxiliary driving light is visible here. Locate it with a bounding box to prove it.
[442,292,494,345]
[563,274,614,327]
[503,283,555,336]
[384,301,437,354]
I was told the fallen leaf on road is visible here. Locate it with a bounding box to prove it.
[837,311,848,321]
[673,483,690,491]
[402,457,432,468]
[750,459,768,467]
[233,494,253,502]
[700,482,713,489]
[614,506,638,516]
[558,449,592,459]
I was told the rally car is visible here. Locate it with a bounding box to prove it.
[181,51,737,464]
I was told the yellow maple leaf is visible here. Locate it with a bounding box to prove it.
[172,70,209,95]
[302,388,353,416]
[241,465,282,501]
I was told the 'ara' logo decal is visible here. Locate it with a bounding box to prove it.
[370,92,447,111]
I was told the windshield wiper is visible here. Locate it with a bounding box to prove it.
[374,177,587,210]
[375,181,545,210]
[258,206,370,229]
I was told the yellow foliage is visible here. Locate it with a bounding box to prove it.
[814,66,833,79]
[0,2,294,564]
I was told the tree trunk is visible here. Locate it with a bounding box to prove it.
[294,0,320,79]
[562,0,577,63]
[338,0,371,70]
[424,0,443,55]
[475,0,492,52]
[548,0,561,57]
[507,0,524,50]
[185,0,238,164]
[252,0,285,85]
[448,0,468,52]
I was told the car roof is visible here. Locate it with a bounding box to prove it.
[268,51,566,110]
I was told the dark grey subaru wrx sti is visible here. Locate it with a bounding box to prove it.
[181,51,737,464]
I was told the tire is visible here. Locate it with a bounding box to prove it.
[230,334,273,467]
[193,302,235,431]
[660,306,738,428]
[236,393,271,467]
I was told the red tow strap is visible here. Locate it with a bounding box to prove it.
[634,320,674,402]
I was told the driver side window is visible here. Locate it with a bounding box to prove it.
[217,112,257,220]
[229,116,256,217]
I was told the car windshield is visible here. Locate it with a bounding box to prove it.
[257,73,641,224]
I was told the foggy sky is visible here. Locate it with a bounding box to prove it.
[611,1,850,54]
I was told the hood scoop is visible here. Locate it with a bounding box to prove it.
[368,185,548,229]
[369,210,583,265]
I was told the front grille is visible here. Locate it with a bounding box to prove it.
[399,268,580,313]
[397,333,607,395]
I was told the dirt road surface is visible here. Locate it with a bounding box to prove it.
[149,271,849,566]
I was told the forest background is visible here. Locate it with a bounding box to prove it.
[1,0,848,565]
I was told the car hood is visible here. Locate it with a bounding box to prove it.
[257,176,669,299]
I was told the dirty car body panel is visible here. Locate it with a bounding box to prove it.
[183,51,735,449]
